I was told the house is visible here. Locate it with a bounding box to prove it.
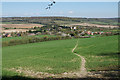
[4,33,11,37]
[61,33,71,37]
[91,32,94,35]
[7,34,11,37]
[87,31,91,35]
[61,33,67,37]
[0,35,2,38]
[70,26,77,30]
[47,32,52,35]
[28,33,36,36]
[74,27,77,30]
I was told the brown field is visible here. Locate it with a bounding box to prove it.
[1,24,44,29]
[69,23,118,28]
[2,29,29,33]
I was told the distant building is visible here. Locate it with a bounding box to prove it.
[7,34,11,37]
[61,33,71,37]
[70,26,77,30]
[91,32,94,35]
[4,33,11,37]
[74,27,76,30]
[0,35,2,38]
[28,33,36,36]
[61,33,67,37]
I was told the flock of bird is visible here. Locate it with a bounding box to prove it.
[46,0,56,10]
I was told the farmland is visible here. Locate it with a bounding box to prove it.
[2,35,119,79]
[2,38,80,77]
[75,35,119,71]
[69,23,118,28]
[1,16,119,79]
[1,24,44,29]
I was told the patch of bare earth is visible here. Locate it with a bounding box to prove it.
[87,71,119,78]
[7,67,85,78]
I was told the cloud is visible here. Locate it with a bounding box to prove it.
[68,11,74,14]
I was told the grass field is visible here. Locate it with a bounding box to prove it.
[2,39,80,76]
[2,35,119,78]
[75,35,119,71]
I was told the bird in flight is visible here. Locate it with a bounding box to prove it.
[46,0,56,10]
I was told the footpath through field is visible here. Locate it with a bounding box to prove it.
[72,39,87,77]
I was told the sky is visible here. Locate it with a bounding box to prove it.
[2,2,118,18]
[1,0,119,2]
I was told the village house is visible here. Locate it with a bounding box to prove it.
[3,33,12,37]
[70,26,77,30]
[61,33,71,37]
[28,33,36,36]
[0,35,2,38]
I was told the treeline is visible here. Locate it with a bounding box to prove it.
[3,34,119,47]
[2,36,72,47]
[2,17,118,26]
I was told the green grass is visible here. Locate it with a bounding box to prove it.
[2,35,56,41]
[75,35,119,71]
[2,35,118,77]
[2,69,22,77]
[2,39,80,75]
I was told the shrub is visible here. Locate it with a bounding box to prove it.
[2,41,9,47]
[2,36,72,47]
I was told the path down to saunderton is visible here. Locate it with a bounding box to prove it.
[72,40,87,77]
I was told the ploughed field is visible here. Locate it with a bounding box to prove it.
[1,24,44,29]
[2,36,119,78]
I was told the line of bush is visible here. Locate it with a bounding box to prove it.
[74,36,91,38]
[2,36,72,47]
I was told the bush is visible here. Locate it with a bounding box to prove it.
[2,41,9,47]
[2,36,72,47]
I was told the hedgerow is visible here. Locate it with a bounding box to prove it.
[2,36,72,47]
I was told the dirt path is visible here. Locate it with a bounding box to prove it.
[72,40,87,77]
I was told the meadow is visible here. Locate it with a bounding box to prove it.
[2,39,80,76]
[75,35,119,71]
[2,35,119,78]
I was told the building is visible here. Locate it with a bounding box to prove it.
[70,26,77,30]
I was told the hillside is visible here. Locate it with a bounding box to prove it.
[2,36,119,79]
[1,17,118,26]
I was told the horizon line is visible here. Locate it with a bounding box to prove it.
[1,16,118,18]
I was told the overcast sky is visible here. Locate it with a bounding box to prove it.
[2,2,118,18]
